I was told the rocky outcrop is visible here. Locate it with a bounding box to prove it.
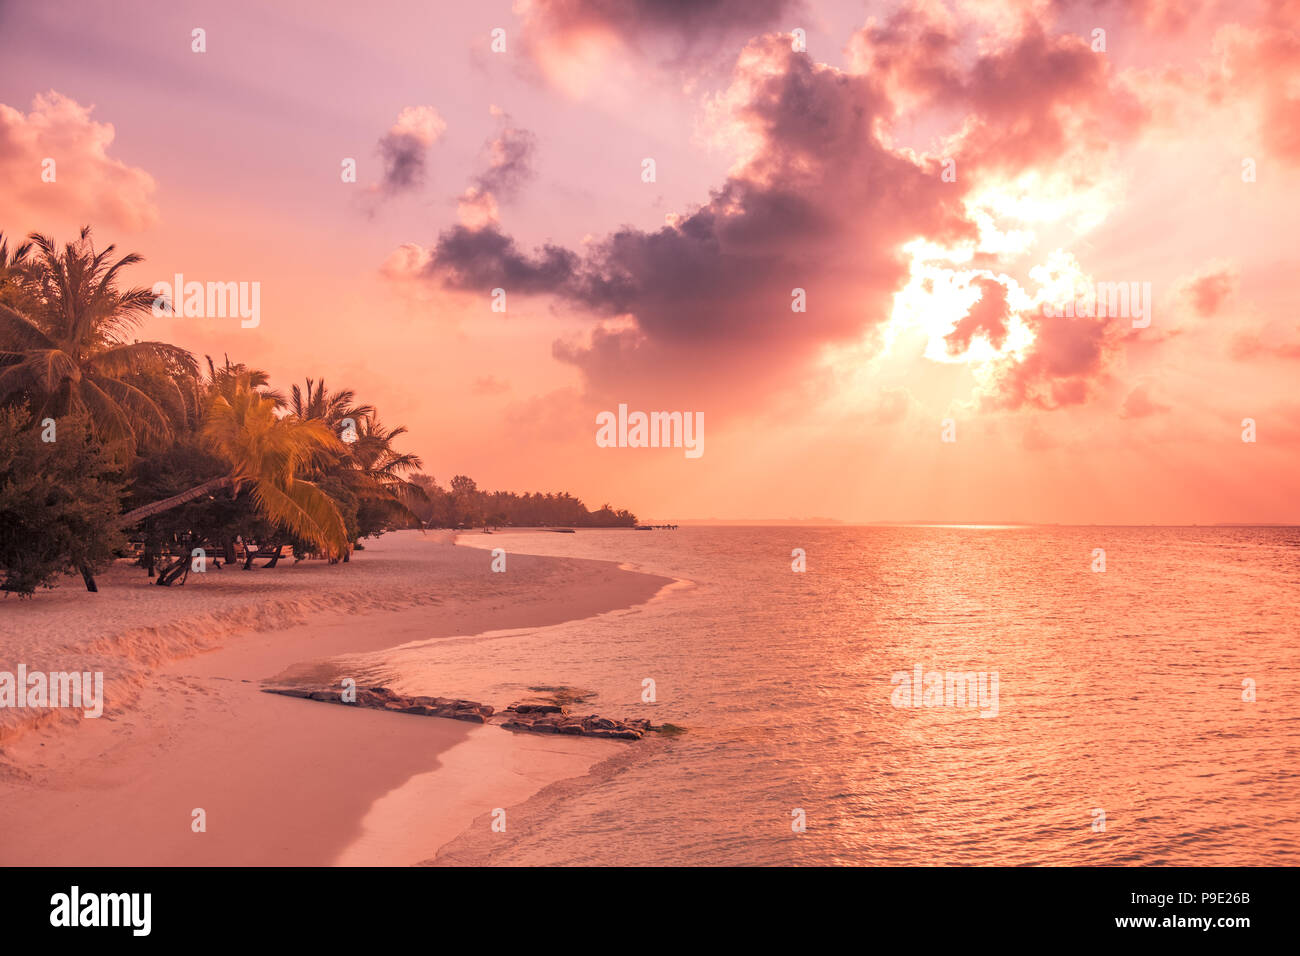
[264,685,494,723]
[262,686,669,740]
[499,700,652,740]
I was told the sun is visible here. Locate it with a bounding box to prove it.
[880,240,1036,366]
[877,168,1115,370]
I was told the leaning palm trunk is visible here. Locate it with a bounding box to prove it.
[120,475,233,524]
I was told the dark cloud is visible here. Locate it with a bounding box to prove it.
[521,0,799,56]
[375,106,445,195]
[389,9,1149,410]
[379,134,424,191]
[543,37,971,403]
[419,224,579,294]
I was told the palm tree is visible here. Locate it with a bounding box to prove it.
[205,354,284,407]
[0,232,33,309]
[287,380,422,540]
[286,377,372,486]
[289,377,373,429]
[121,372,351,559]
[347,414,427,530]
[0,227,195,454]
[352,415,424,496]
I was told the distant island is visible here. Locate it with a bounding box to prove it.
[409,474,636,529]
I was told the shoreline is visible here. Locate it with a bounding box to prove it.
[0,530,673,865]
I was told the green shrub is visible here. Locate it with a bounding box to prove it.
[0,405,126,595]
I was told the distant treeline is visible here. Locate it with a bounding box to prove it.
[410,475,637,528]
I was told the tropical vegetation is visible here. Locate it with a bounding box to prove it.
[0,227,635,596]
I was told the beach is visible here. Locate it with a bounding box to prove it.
[4,524,1297,867]
[0,530,672,865]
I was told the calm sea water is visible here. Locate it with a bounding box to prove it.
[361,526,1300,865]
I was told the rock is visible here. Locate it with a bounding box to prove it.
[263,686,493,723]
[586,727,643,740]
[508,700,566,715]
[264,686,636,737]
[505,717,557,733]
[502,710,647,740]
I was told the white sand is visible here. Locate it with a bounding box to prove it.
[0,530,669,865]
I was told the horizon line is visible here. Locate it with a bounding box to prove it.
[636,520,1300,528]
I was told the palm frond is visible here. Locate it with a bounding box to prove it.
[250,477,350,558]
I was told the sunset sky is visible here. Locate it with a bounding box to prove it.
[2,0,1296,524]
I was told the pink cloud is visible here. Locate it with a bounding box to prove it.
[394,34,975,409]
[1229,329,1300,360]
[1135,1,1300,166]
[1120,383,1173,418]
[1184,266,1237,317]
[984,305,1121,410]
[456,113,537,228]
[0,92,158,233]
[946,277,1010,354]
[850,9,1146,179]
[1212,1,1300,164]
[374,106,446,196]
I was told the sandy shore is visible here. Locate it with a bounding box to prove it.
[0,530,671,865]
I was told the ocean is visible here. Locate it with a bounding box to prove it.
[352,526,1300,865]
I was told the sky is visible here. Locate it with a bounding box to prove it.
[1,0,1297,524]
